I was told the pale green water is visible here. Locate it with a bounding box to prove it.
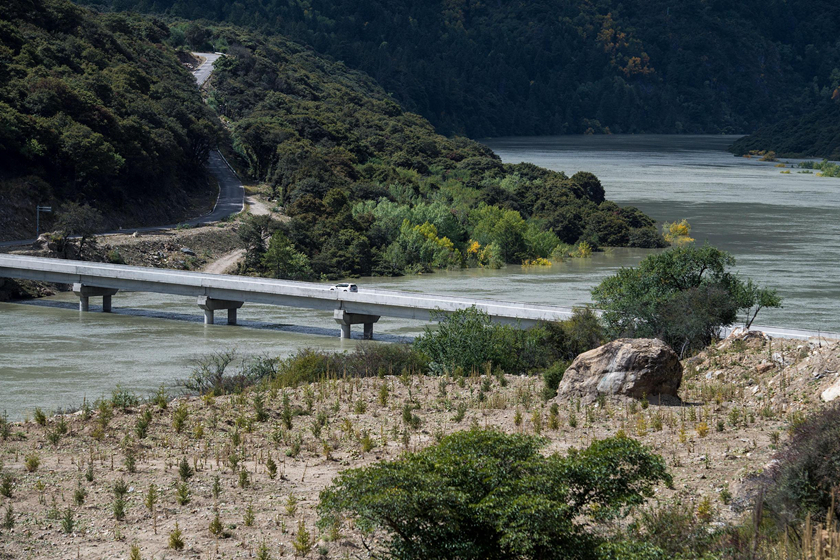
[2,135,837,419]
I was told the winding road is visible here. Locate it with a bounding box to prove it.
[0,52,243,248]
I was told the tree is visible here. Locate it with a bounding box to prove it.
[261,231,313,280]
[238,214,277,271]
[737,279,783,328]
[318,429,671,560]
[591,244,781,356]
[55,202,103,257]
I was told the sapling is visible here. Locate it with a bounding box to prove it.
[168,521,185,550]
[144,484,158,534]
[176,482,190,506]
[244,502,255,526]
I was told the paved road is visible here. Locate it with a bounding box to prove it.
[192,52,222,87]
[0,52,242,248]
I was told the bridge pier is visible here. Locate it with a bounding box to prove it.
[73,283,119,312]
[334,309,380,340]
[197,296,244,325]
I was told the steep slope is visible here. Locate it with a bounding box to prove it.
[203,27,666,278]
[0,0,221,239]
[76,0,840,137]
[730,99,840,159]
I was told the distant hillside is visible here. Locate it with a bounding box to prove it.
[76,0,840,137]
[199,27,664,278]
[730,99,840,159]
[0,0,220,239]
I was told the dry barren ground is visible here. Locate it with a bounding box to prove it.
[1,333,839,559]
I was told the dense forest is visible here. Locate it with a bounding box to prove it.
[730,98,840,159]
[0,0,220,238]
[75,0,840,138]
[204,27,664,278]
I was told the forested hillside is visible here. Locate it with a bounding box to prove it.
[0,0,220,239]
[204,28,663,278]
[76,0,840,137]
[730,99,840,159]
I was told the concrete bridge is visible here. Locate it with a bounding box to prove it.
[0,255,574,339]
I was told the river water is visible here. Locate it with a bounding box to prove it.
[2,135,837,419]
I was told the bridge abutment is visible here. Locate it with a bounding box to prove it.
[197,296,244,325]
[334,309,380,340]
[73,283,119,313]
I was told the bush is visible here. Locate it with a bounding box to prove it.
[318,429,670,559]
[414,307,550,375]
[543,306,606,363]
[541,360,569,401]
[273,344,429,387]
[181,352,278,396]
[592,244,781,357]
[764,405,840,525]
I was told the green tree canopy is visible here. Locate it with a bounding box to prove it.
[318,429,671,560]
[591,244,782,356]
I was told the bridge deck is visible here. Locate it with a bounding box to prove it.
[0,255,574,326]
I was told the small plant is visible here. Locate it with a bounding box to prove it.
[73,481,87,506]
[514,408,523,427]
[169,521,185,550]
[47,429,61,446]
[254,393,269,423]
[266,456,277,479]
[696,495,713,522]
[531,410,543,434]
[154,385,168,409]
[124,448,137,473]
[212,475,222,500]
[568,411,578,428]
[285,494,298,517]
[244,502,255,526]
[113,497,126,521]
[257,540,273,560]
[172,403,189,433]
[360,431,375,453]
[129,542,142,560]
[288,434,302,458]
[547,409,559,431]
[378,383,389,406]
[209,510,224,537]
[34,407,47,426]
[0,473,12,498]
[176,481,191,506]
[144,483,158,533]
[453,402,467,423]
[179,456,194,481]
[239,469,250,489]
[61,507,75,534]
[719,486,732,505]
[292,520,314,557]
[354,399,367,414]
[2,503,14,530]
[281,392,293,430]
[24,453,40,472]
[696,421,709,438]
[114,478,129,498]
[85,463,94,482]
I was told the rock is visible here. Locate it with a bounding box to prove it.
[755,362,774,374]
[555,338,683,404]
[821,378,840,402]
[180,247,196,256]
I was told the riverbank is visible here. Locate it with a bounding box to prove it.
[0,332,838,558]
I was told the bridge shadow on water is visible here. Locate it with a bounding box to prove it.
[12,299,414,343]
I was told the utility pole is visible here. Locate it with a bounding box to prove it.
[36,205,52,238]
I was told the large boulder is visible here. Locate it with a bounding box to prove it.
[555,338,682,403]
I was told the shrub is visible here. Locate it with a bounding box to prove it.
[414,307,549,375]
[318,429,670,559]
[541,360,569,400]
[764,405,840,525]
